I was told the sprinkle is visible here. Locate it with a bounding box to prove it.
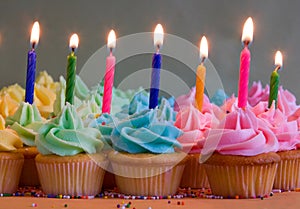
[31,203,37,207]
[177,201,181,205]
[235,195,239,199]
[117,204,121,208]
[167,200,171,204]
[260,196,264,200]
[270,192,274,196]
[181,201,185,205]
[64,204,68,207]
[295,188,300,192]
[272,189,282,193]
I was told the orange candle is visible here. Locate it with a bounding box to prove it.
[195,36,208,111]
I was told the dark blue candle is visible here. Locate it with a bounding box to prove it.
[25,49,36,104]
[149,53,162,109]
[25,21,40,104]
[149,24,164,109]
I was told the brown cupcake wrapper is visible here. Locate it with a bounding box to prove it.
[180,153,210,189]
[204,163,278,198]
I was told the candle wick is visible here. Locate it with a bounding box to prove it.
[201,57,206,64]
[110,48,113,54]
[156,44,160,52]
[71,47,75,53]
[275,65,281,72]
[243,40,250,47]
[31,42,36,50]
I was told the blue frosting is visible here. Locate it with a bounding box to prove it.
[210,89,228,106]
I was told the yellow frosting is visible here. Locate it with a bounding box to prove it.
[0,84,25,103]
[0,92,20,118]
[0,115,23,151]
[34,84,56,118]
[36,71,59,93]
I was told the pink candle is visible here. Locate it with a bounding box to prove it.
[238,17,253,109]
[102,30,116,114]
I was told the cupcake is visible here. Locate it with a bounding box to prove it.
[6,102,44,186]
[35,103,108,196]
[108,100,186,196]
[0,114,24,193]
[174,104,214,189]
[253,101,300,190]
[202,108,280,198]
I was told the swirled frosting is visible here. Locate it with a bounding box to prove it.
[36,71,59,93]
[0,92,19,118]
[6,102,44,146]
[34,84,56,118]
[175,104,214,153]
[202,108,279,156]
[111,109,182,154]
[0,114,23,151]
[248,81,269,107]
[0,83,25,103]
[254,102,300,151]
[36,103,104,156]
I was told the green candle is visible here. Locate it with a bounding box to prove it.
[268,70,279,108]
[65,34,79,105]
[268,51,283,108]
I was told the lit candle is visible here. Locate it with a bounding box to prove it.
[102,30,116,114]
[195,36,208,111]
[238,17,253,109]
[65,33,79,105]
[268,51,283,108]
[149,23,164,109]
[25,21,40,104]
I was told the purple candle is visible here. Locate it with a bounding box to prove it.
[25,21,40,104]
[149,24,164,109]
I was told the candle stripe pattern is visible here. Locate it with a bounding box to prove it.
[268,71,279,108]
[65,52,77,105]
[149,53,162,109]
[238,46,251,108]
[102,55,116,114]
[25,50,36,104]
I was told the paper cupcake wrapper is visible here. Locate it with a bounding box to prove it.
[180,154,210,189]
[204,163,278,198]
[0,153,24,193]
[36,157,108,196]
[273,158,300,190]
[111,162,185,196]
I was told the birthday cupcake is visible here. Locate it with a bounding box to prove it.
[0,114,24,193]
[202,108,280,198]
[35,103,108,196]
[108,100,186,196]
[6,102,44,186]
[253,101,300,190]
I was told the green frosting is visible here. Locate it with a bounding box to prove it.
[36,103,104,156]
[6,102,44,146]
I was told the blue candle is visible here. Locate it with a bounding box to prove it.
[149,53,162,109]
[149,24,164,109]
[25,21,40,104]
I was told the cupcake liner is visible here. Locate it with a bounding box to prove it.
[0,152,24,193]
[35,153,108,196]
[273,150,300,191]
[180,153,210,189]
[109,151,186,196]
[204,163,278,198]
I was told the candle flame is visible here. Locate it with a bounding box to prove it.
[30,21,40,47]
[69,33,79,50]
[241,17,254,43]
[154,23,164,48]
[200,36,208,61]
[275,51,283,67]
[107,30,116,49]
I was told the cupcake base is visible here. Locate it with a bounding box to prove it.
[35,153,108,196]
[273,149,300,191]
[203,152,280,198]
[108,151,186,196]
[0,152,24,193]
[180,153,209,189]
[17,146,40,187]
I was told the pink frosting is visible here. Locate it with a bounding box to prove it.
[174,87,211,113]
[256,104,300,151]
[288,108,300,130]
[201,108,279,156]
[174,104,214,153]
[248,81,269,107]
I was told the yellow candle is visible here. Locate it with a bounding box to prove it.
[195,36,208,111]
